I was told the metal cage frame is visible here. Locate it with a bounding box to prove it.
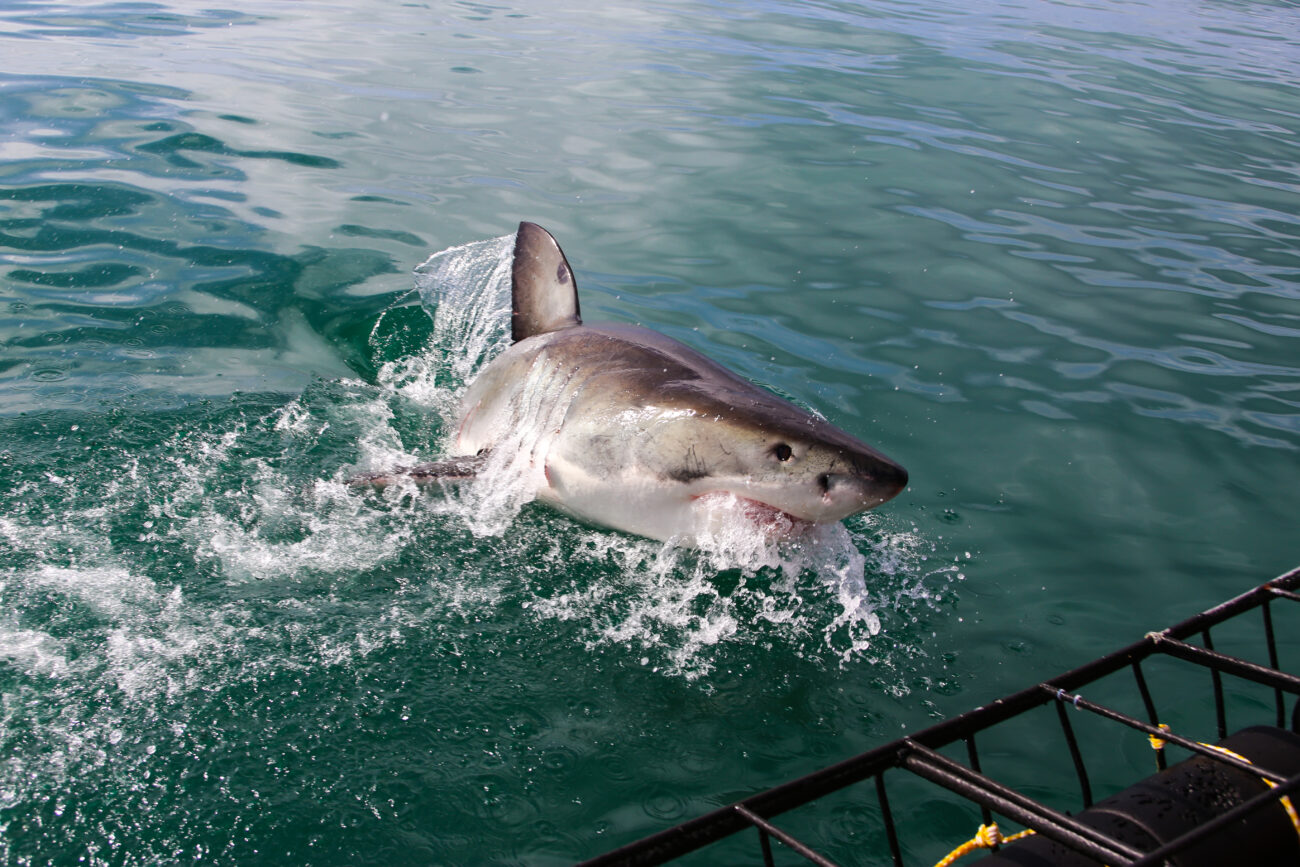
[579,566,1300,867]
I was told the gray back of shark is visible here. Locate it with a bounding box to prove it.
[359,221,907,543]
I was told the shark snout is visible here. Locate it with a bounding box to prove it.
[821,456,908,510]
[872,458,909,501]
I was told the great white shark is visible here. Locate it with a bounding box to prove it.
[354,222,908,543]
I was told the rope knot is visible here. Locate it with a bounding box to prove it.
[1148,722,1171,751]
[975,823,1001,848]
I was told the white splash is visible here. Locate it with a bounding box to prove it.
[349,232,942,676]
[518,518,914,679]
[376,233,514,415]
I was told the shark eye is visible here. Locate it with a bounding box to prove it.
[772,443,793,462]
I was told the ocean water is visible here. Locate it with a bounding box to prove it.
[1,0,1298,864]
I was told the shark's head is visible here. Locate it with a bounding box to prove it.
[722,419,908,525]
[631,382,909,531]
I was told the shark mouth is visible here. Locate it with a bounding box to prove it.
[691,491,814,538]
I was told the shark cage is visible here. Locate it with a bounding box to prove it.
[578,566,1300,867]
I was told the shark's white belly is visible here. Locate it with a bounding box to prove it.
[454,336,708,542]
[534,454,701,543]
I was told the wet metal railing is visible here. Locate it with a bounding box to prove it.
[578,566,1300,867]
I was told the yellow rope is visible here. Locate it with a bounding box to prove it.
[1148,724,1300,841]
[1148,722,1171,752]
[1200,742,1300,840]
[932,822,1037,867]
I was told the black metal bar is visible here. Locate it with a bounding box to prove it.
[1155,568,1300,643]
[875,773,904,867]
[733,805,841,867]
[1132,660,1167,772]
[578,806,758,866]
[1158,568,1300,641]
[897,741,1146,864]
[1204,628,1228,739]
[1053,697,1093,806]
[1148,634,1300,694]
[1262,599,1285,728]
[1269,586,1300,604]
[965,735,994,829]
[575,732,918,866]
[1127,770,1300,867]
[1044,686,1291,784]
[757,825,775,867]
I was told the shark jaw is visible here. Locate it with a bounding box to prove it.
[690,491,815,540]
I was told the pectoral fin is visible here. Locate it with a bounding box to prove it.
[348,453,488,488]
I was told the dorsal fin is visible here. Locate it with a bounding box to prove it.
[511,221,582,343]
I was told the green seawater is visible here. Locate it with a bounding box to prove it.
[1,1,1298,864]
